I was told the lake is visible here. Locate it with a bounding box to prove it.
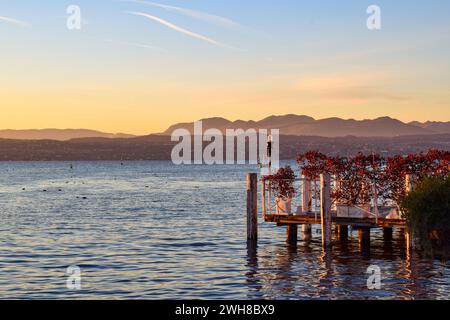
[0,161,448,299]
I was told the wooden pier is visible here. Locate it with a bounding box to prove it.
[246,172,414,251]
[264,213,406,229]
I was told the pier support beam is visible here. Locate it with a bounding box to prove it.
[286,225,298,245]
[383,227,393,242]
[301,176,312,238]
[302,175,312,213]
[359,228,371,247]
[338,225,348,241]
[320,173,332,248]
[261,179,266,218]
[302,224,312,241]
[247,173,258,241]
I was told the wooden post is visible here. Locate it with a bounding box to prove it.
[405,174,416,251]
[302,224,312,241]
[405,174,416,194]
[406,229,416,251]
[358,227,371,256]
[301,175,312,239]
[320,173,332,248]
[359,228,371,247]
[247,173,258,241]
[302,175,311,213]
[338,225,348,241]
[261,178,266,218]
[383,227,393,242]
[286,225,298,245]
[332,175,339,211]
[397,227,406,239]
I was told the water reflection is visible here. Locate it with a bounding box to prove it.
[246,227,450,299]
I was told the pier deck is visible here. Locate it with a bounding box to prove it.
[264,213,406,229]
[247,173,413,250]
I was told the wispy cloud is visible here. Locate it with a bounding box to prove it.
[126,11,240,50]
[0,15,30,27]
[121,0,241,29]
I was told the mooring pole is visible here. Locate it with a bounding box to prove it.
[405,174,416,250]
[261,178,266,219]
[320,173,332,248]
[302,175,312,213]
[301,175,312,240]
[247,173,258,241]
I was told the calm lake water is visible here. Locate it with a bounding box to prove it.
[0,161,448,299]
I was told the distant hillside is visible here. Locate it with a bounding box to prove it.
[409,121,450,134]
[0,129,135,141]
[163,115,443,137]
[2,115,449,141]
[0,134,448,161]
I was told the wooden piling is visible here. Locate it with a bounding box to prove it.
[302,175,312,213]
[383,227,393,241]
[302,224,312,241]
[359,227,371,247]
[404,174,416,251]
[338,225,348,241]
[301,175,312,241]
[261,178,266,218]
[406,230,416,251]
[247,173,258,241]
[286,225,298,245]
[320,173,332,248]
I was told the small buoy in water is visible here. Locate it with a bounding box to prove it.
[58,189,62,192]
[145,186,149,188]
[22,188,25,191]
[43,189,47,192]
[82,197,87,200]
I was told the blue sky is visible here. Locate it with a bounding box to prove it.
[1,0,449,133]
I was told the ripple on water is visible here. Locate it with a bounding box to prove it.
[0,161,449,299]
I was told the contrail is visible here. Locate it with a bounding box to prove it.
[0,15,30,27]
[127,11,239,50]
[121,0,240,29]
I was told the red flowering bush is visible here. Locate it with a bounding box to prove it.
[297,149,449,207]
[385,149,450,204]
[265,166,296,200]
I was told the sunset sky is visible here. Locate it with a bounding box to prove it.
[1,0,450,134]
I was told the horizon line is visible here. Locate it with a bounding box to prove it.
[0,114,449,136]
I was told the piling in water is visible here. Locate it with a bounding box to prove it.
[320,173,332,248]
[246,173,258,241]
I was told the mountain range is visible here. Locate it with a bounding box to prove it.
[0,129,135,141]
[163,115,450,137]
[1,115,449,140]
